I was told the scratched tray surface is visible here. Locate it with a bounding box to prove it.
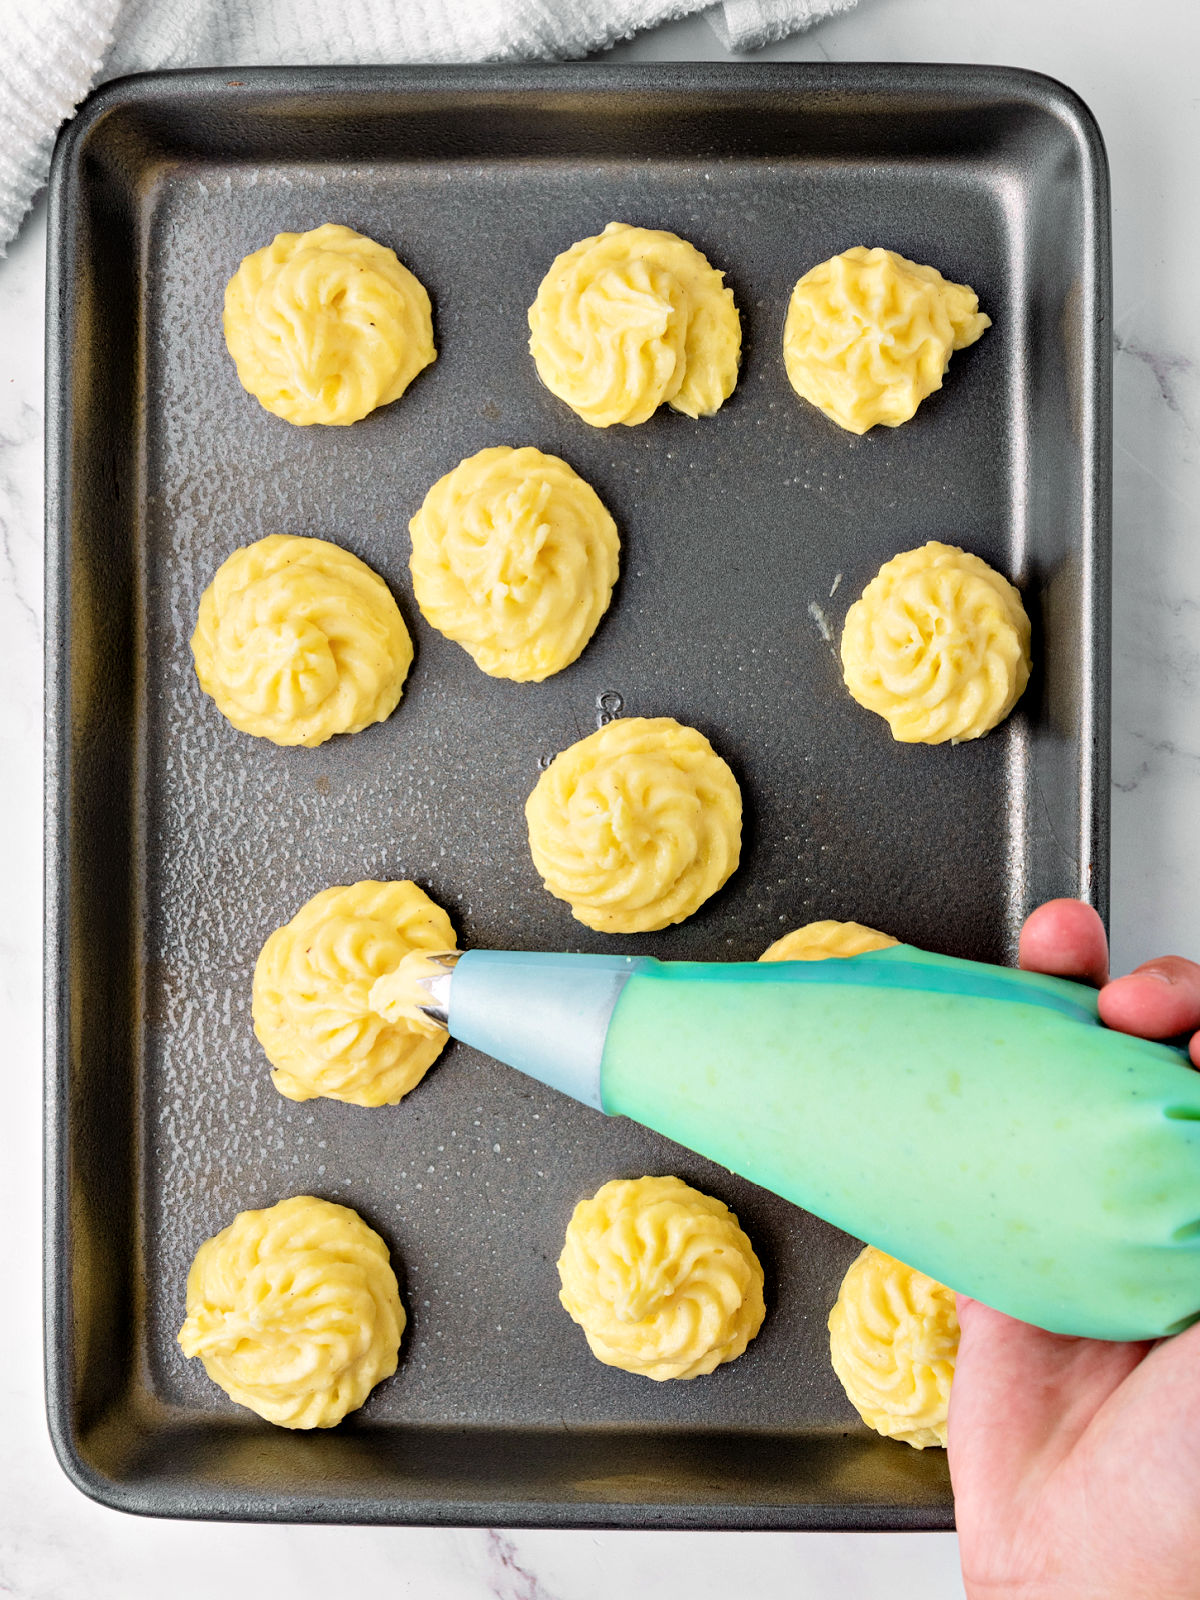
[44,65,1110,1527]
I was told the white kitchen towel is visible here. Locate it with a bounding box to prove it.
[0,0,857,254]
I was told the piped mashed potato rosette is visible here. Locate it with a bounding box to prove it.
[191,534,412,747]
[557,1177,765,1380]
[177,1195,405,1429]
[223,223,436,426]
[760,919,899,963]
[253,880,458,1106]
[783,246,990,434]
[840,541,1031,744]
[525,716,742,933]
[828,1245,959,1449]
[528,222,741,427]
[409,446,619,681]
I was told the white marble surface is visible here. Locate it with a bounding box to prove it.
[2,1,1198,1594]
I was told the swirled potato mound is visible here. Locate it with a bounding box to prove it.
[253,880,458,1106]
[760,919,898,962]
[223,223,436,425]
[828,1245,959,1449]
[191,534,411,747]
[409,446,620,681]
[525,716,742,933]
[528,222,741,427]
[557,1176,765,1380]
[840,541,1031,744]
[783,246,990,434]
[178,1195,405,1429]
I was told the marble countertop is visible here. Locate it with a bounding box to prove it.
[2,1,1198,1594]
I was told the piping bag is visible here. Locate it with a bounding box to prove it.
[371,943,1200,1341]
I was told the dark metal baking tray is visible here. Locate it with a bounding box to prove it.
[44,63,1111,1529]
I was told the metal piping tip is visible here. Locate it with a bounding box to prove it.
[369,949,461,1034]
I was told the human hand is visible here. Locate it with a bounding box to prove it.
[950,899,1200,1600]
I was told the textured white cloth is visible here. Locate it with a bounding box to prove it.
[0,0,855,254]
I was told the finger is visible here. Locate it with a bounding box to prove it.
[1018,898,1109,987]
[1098,957,1200,1044]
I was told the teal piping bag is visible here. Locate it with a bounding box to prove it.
[408,944,1200,1341]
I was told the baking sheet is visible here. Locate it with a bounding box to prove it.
[44,63,1111,1528]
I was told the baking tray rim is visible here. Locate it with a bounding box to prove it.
[43,58,1112,1527]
